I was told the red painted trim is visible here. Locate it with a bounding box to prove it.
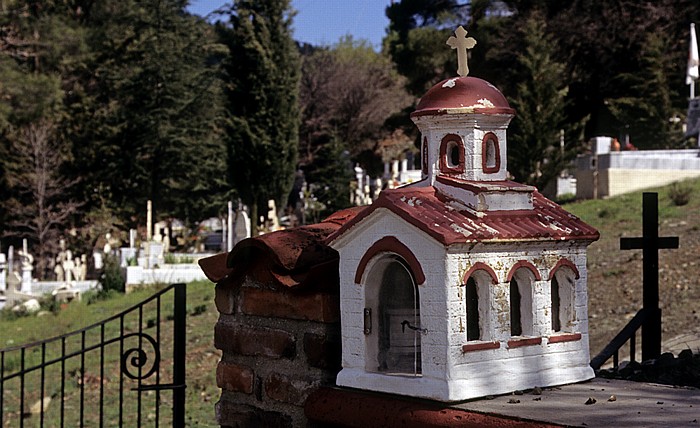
[507,337,542,348]
[410,107,516,117]
[481,132,501,174]
[547,333,581,344]
[506,260,542,282]
[421,137,428,175]
[462,341,500,352]
[462,262,499,285]
[548,259,581,280]
[439,134,465,174]
[354,236,426,285]
[305,387,560,428]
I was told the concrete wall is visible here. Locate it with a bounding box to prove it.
[576,150,700,199]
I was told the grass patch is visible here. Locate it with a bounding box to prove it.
[0,280,220,427]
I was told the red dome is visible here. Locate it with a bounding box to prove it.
[411,76,514,117]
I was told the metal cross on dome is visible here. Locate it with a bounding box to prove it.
[446,26,477,77]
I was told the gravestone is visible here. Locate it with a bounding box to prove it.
[0,253,6,292]
[7,245,14,278]
[18,239,33,293]
[63,250,75,284]
[234,210,251,244]
[620,192,679,361]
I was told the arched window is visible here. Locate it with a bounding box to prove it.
[421,137,428,175]
[551,276,561,332]
[509,278,522,336]
[509,268,535,337]
[550,266,577,333]
[466,277,480,341]
[439,134,465,174]
[482,132,500,174]
[368,257,421,375]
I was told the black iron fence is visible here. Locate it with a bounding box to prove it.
[0,282,186,427]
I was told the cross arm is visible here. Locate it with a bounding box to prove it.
[620,236,679,250]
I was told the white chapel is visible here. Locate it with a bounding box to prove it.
[326,26,600,401]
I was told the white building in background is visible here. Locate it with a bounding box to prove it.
[575,137,700,199]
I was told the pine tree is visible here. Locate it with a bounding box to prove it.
[606,32,684,149]
[507,12,585,191]
[70,1,229,229]
[218,0,301,230]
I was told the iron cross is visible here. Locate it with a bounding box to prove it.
[446,26,476,77]
[620,192,679,361]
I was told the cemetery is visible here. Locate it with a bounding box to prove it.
[199,26,700,427]
[1,1,699,427]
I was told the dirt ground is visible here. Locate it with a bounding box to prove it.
[586,211,700,358]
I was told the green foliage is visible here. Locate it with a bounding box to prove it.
[668,182,692,207]
[0,280,221,426]
[99,254,124,294]
[218,0,301,228]
[384,0,470,96]
[304,137,355,218]
[606,32,684,149]
[71,1,229,228]
[506,12,586,190]
[299,37,411,191]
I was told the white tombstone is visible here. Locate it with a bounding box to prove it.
[234,210,251,245]
[63,250,75,284]
[119,247,137,268]
[18,239,33,294]
[267,200,280,231]
[163,227,171,254]
[0,253,7,293]
[7,245,14,276]
[72,257,82,282]
[54,261,65,282]
[93,251,104,270]
[227,201,234,251]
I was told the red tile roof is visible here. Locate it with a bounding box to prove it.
[326,186,599,246]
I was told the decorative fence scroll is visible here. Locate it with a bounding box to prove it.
[0,282,186,427]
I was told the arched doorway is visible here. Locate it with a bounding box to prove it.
[376,257,421,375]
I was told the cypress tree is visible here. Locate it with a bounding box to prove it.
[507,12,585,191]
[218,0,301,231]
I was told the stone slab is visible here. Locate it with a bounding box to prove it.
[457,378,699,427]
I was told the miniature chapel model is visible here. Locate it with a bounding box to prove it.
[326,27,599,402]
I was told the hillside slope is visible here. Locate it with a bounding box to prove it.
[566,177,700,356]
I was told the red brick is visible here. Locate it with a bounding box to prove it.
[216,361,254,394]
[215,283,238,315]
[215,322,296,359]
[547,333,581,344]
[264,372,318,406]
[240,287,339,323]
[507,337,543,348]
[216,401,291,428]
[462,341,500,353]
[305,387,561,428]
[303,333,341,371]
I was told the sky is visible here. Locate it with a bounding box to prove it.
[186,0,393,50]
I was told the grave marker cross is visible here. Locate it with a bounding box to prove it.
[620,192,678,361]
[446,26,476,77]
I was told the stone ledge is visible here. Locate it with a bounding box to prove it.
[547,333,581,344]
[462,341,500,352]
[507,337,543,348]
[304,386,561,428]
